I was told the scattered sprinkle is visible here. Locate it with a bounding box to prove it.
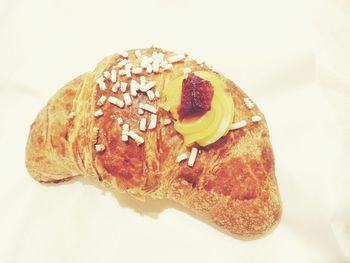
[123,92,132,106]
[97,95,107,106]
[176,153,188,163]
[140,81,156,92]
[139,103,157,114]
[141,57,150,68]
[67,112,75,119]
[103,71,111,79]
[111,69,117,83]
[231,120,247,130]
[95,144,106,152]
[127,130,144,145]
[164,119,172,126]
[252,115,262,122]
[244,97,254,109]
[125,69,131,78]
[121,51,128,58]
[139,118,147,131]
[118,58,128,68]
[138,108,144,115]
[108,96,124,108]
[140,76,146,86]
[168,54,185,63]
[135,50,142,59]
[122,124,129,142]
[97,81,107,90]
[152,62,160,73]
[164,64,173,70]
[94,109,103,118]
[117,117,123,125]
[148,114,157,130]
[146,64,153,73]
[146,90,155,101]
[120,82,128,93]
[132,67,142,74]
[155,90,160,98]
[112,82,120,93]
[188,147,198,167]
[96,76,105,83]
[160,60,168,68]
[125,63,133,70]
[118,69,126,76]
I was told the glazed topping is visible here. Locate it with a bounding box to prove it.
[178,73,214,120]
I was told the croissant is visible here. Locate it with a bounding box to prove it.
[25,47,281,238]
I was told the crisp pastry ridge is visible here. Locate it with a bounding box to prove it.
[25,47,282,238]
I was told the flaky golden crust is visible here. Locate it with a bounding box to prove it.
[26,47,281,238]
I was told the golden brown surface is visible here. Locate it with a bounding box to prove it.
[25,47,281,238]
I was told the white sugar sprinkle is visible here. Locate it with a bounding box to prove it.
[140,76,146,86]
[139,118,147,131]
[127,130,144,145]
[125,68,131,78]
[135,50,142,59]
[118,58,128,68]
[188,147,198,167]
[231,120,247,130]
[168,54,185,63]
[97,95,107,106]
[146,64,153,73]
[176,153,188,163]
[103,71,111,79]
[164,64,173,70]
[125,63,133,70]
[140,81,156,92]
[244,97,254,109]
[132,67,142,74]
[95,144,106,152]
[122,134,128,142]
[94,109,103,118]
[164,119,172,126]
[138,108,144,115]
[111,69,117,83]
[117,117,123,125]
[111,82,120,93]
[96,76,105,83]
[118,69,126,76]
[146,90,155,101]
[121,51,128,58]
[148,114,157,130]
[252,115,262,122]
[155,90,160,98]
[152,62,160,73]
[120,82,128,93]
[130,86,138,97]
[139,103,157,114]
[123,92,132,106]
[98,81,107,90]
[141,57,150,68]
[67,112,75,119]
[122,124,129,131]
[108,96,124,108]
[160,60,168,68]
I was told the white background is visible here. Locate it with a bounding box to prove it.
[0,0,349,262]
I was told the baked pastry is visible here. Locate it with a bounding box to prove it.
[25,47,281,238]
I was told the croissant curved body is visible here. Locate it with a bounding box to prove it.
[26,47,281,238]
